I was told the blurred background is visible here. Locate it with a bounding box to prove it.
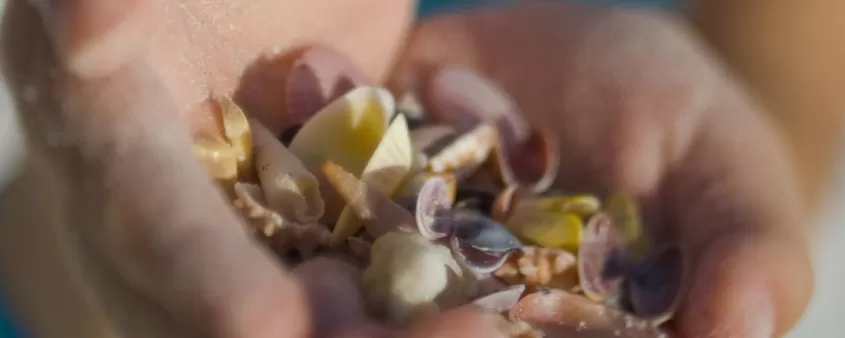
[0,0,842,337]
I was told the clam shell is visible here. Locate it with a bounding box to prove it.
[578,212,626,303]
[626,246,684,326]
[505,209,583,253]
[453,210,522,255]
[232,182,331,258]
[413,176,455,240]
[193,134,238,183]
[509,289,668,338]
[426,123,496,178]
[216,95,254,180]
[321,161,415,238]
[489,121,560,194]
[251,119,324,223]
[333,114,414,242]
[289,86,397,222]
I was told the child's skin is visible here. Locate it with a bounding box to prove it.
[1,0,838,337]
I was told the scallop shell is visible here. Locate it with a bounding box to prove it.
[231,182,331,258]
[505,209,583,253]
[332,114,414,242]
[509,289,668,338]
[251,119,324,223]
[489,121,560,194]
[626,246,684,326]
[578,212,626,303]
[426,123,496,178]
[321,161,416,238]
[216,95,254,180]
[288,86,397,222]
[193,134,238,183]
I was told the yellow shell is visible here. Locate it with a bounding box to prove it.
[193,135,238,183]
[506,209,583,253]
[605,193,648,256]
[514,195,601,218]
[217,96,254,180]
[333,114,414,242]
[288,86,397,222]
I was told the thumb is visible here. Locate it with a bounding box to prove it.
[4,2,311,337]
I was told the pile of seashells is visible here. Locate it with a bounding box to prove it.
[193,66,683,337]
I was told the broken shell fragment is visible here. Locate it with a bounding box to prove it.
[289,86,397,222]
[232,183,331,258]
[510,289,668,338]
[193,134,238,182]
[216,95,254,179]
[426,123,496,178]
[505,209,583,253]
[251,120,324,223]
[321,161,415,238]
[578,212,627,303]
[333,114,414,242]
[493,246,577,290]
[626,246,684,326]
[363,231,468,324]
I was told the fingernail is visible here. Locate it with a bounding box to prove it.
[32,0,153,77]
[430,67,529,138]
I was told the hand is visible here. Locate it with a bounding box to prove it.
[390,3,813,337]
[0,1,511,337]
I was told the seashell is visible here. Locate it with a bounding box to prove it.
[321,161,415,238]
[411,125,457,154]
[511,195,602,219]
[606,193,649,258]
[396,171,457,206]
[578,212,627,303]
[488,121,560,194]
[396,91,426,129]
[332,114,414,242]
[491,185,521,222]
[216,95,254,180]
[288,86,397,222]
[470,284,526,314]
[231,182,331,258]
[452,185,499,215]
[509,289,668,338]
[493,246,577,290]
[450,210,522,275]
[426,124,496,178]
[251,119,324,223]
[363,231,469,324]
[193,134,238,183]
[505,209,583,253]
[626,246,684,326]
[412,176,455,240]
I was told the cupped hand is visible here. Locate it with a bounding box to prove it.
[1,1,514,337]
[390,3,813,337]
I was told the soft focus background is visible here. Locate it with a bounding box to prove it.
[0,0,842,337]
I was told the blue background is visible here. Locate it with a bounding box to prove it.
[0,0,670,337]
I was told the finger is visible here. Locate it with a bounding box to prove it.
[286,47,367,126]
[403,306,514,338]
[29,0,155,78]
[669,106,814,337]
[292,257,368,338]
[6,4,311,337]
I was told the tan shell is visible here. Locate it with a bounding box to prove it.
[216,96,254,180]
[426,123,496,178]
[193,134,238,183]
[251,120,324,223]
[333,114,414,242]
[288,86,397,222]
[232,183,331,258]
[321,161,416,238]
[363,231,469,324]
[493,246,577,290]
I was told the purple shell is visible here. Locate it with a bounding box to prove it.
[578,212,627,302]
[414,177,454,240]
[627,246,684,324]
